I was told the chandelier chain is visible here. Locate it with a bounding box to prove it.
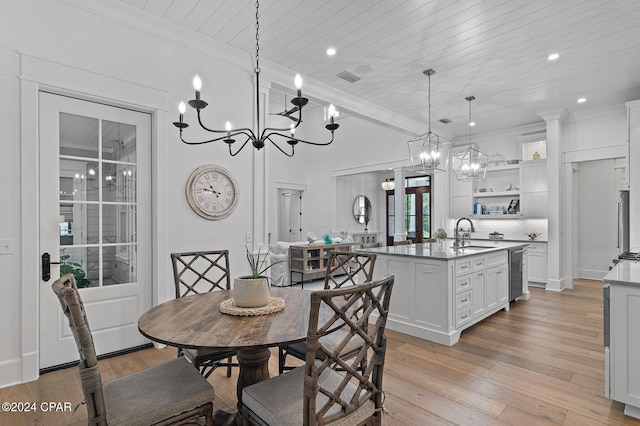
[255,0,260,73]
[468,97,472,141]
[427,72,431,133]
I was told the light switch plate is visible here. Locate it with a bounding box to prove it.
[0,239,14,255]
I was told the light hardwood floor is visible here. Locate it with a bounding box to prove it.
[2,279,639,425]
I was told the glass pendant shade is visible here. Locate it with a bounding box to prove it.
[408,131,452,173]
[381,179,395,191]
[452,145,488,181]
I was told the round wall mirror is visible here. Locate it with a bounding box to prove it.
[353,195,372,224]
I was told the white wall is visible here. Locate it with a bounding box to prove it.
[0,48,22,385]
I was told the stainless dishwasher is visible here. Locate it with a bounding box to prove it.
[508,247,525,301]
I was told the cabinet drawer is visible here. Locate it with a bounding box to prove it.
[455,259,472,276]
[527,243,547,253]
[471,256,486,271]
[486,251,508,268]
[455,275,472,293]
[456,308,472,327]
[455,290,472,311]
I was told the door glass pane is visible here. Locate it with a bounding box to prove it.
[103,246,136,285]
[102,121,136,161]
[60,247,96,288]
[59,158,100,202]
[423,193,431,238]
[406,194,416,239]
[103,164,137,203]
[59,113,99,158]
[103,205,137,244]
[387,194,394,237]
[58,116,138,287]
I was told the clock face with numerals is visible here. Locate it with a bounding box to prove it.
[185,165,239,220]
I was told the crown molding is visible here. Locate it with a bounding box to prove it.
[537,108,569,123]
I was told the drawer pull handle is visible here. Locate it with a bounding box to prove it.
[460,298,468,303]
[460,265,468,269]
[460,314,469,319]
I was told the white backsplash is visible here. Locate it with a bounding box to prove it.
[444,218,548,242]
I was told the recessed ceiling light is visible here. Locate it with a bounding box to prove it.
[326,47,336,56]
[577,97,586,103]
[548,53,560,61]
[469,121,476,127]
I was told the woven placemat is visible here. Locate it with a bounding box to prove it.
[220,297,285,316]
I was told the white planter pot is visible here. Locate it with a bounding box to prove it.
[233,277,271,308]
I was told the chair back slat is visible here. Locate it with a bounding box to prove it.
[51,274,107,425]
[324,251,376,290]
[170,250,230,298]
[303,275,394,426]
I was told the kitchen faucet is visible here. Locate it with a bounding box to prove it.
[453,217,475,248]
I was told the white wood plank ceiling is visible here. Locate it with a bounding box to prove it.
[116,0,640,137]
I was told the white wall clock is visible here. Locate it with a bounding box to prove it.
[185,164,239,220]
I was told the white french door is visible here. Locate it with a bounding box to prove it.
[39,92,152,369]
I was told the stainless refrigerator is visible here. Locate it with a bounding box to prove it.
[618,190,630,255]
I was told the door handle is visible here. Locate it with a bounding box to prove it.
[42,252,61,282]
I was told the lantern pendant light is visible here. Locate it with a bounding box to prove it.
[453,96,488,182]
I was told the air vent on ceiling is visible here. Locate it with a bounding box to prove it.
[336,71,360,83]
[439,118,452,124]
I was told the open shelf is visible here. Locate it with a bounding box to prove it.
[473,190,520,198]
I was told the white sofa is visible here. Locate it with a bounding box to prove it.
[268,241,307,287]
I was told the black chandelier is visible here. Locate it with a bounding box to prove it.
[173,0,339,157]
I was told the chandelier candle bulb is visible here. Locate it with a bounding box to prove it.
[294,74,302,97]
[178,101,185,122]
[193,75,202,99]
[328,104,336,124]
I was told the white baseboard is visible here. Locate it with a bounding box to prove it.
[546,277,565,292]
[578,268,608,280]
[0,358,23,389]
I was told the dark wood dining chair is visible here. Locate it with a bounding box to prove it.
[278,251,377,374]
[52,274,214,426]
[171,250,238,378]
[242,275,394,426]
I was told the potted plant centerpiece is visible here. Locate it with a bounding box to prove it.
[233,246,280,308]
[434,227,448,251]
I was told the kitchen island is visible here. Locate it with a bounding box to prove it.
[603,261,640,420]
[359,241,527,346]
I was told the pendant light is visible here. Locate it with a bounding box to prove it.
[381,169,395,191]
[452,96,488,181]
[407,69,452,173]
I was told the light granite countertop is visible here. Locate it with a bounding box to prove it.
[358,241,527,260]
[603,260,640,287]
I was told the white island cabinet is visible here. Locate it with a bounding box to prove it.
[360,242,523,346]
[603,261,640,420]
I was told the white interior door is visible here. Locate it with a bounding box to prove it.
[39,92,152,369]
[278,189,302,242]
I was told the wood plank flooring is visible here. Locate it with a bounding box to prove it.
[2,279,639,425]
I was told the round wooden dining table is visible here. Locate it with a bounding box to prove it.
[138,287,335,424]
